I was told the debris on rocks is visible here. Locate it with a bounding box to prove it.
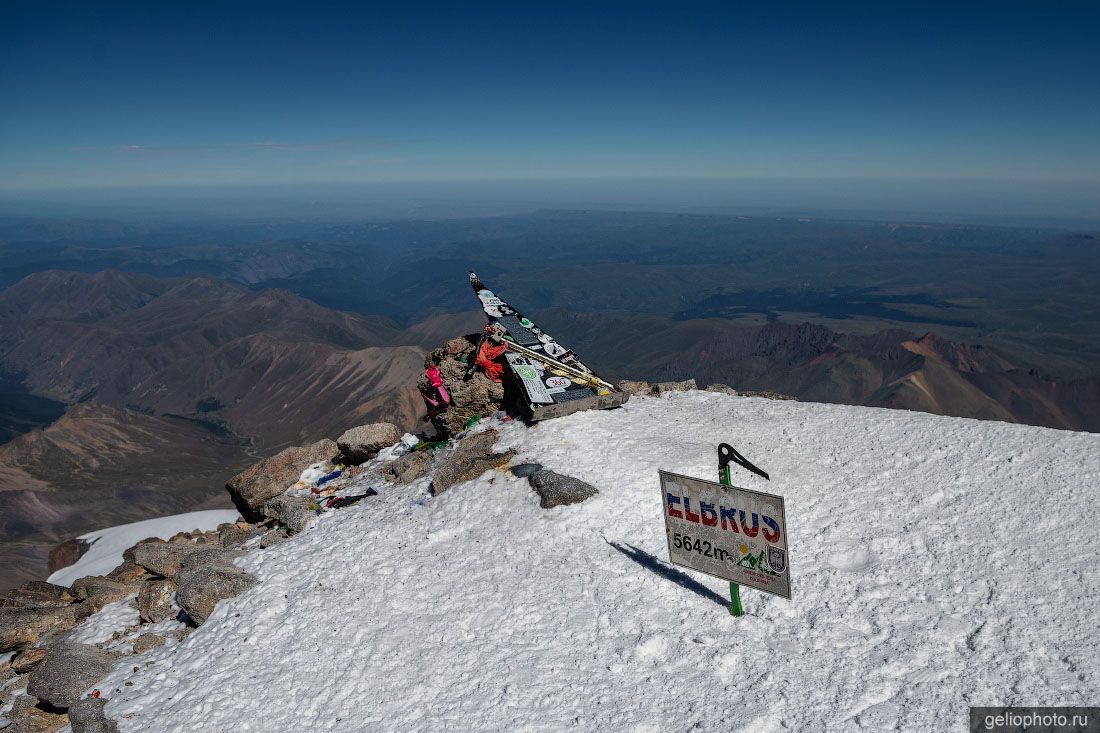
[224,439,341,521]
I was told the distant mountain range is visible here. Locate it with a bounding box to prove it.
[539,310,1100,432]
[0,267,1096,589]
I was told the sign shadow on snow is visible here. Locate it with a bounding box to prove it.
[606,540,729,609]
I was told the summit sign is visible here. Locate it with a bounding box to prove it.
[659,470,792,599]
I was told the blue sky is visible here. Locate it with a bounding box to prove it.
[1,2,1098,198]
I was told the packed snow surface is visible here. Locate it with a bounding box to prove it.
[48,510,239,587]
[97,394,1098,731]
[66,596,141,646]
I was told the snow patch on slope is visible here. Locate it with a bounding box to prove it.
[93,394,1099,731]
[67,597,141,645]
[48,510,240,586]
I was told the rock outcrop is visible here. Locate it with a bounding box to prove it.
[131,633,165,654]
[738,390,798,401]
[47,538,93,575]
[429,429,515,496]
[0,606,78,653]
[11,647,49,674]
[224,439,341,521]
[422,336,506,437]
[1,582,74,610]
[618,380,657,397]
[655,379,697,395]
[218,522,259,549]
[6,694,70,733]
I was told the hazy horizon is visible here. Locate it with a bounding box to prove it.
[1,177,1098,229]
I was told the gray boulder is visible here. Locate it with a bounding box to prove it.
[655,379,697,395]
[136,579,176,624]
[176,565,257,626]
[381,451,433,485]
[337,423,402,465]
[180,548,242,572]
[224,438,341,521]
[509,462,544,478]
[69,577,134,612]
[618,379,657,397]
[11,647,48,674]
[121,537,165,565]
[129,543,206,578]
[430,429,516,496]
[259,529,289,549]
[528,470,599,509]
[260,495,315,534]
[0,606,78,654]
[68,696,118,733]
[27,643,114,709]
[218,522,258,548]
[6,693,69,733]
[704,383,739,396]
[104,561,149,584]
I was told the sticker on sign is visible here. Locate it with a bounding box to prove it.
[659,470,791,599]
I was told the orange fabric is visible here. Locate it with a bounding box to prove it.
[476,339,508,382]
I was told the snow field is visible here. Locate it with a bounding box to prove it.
[89,392,1098,731]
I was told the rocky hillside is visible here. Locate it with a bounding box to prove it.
[0,404,252,590]
[1,388,1096,731]
[0,271,424,446]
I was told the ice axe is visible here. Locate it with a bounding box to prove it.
[718,442,769,616]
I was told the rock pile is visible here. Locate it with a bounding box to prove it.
[420,336,507,438]
[0,524,264,732]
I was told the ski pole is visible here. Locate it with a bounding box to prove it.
[501,340,617,391]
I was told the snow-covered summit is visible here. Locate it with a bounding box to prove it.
[94,392,1098,731]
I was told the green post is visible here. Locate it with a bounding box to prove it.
[719,461,745,617]
[729,582,744,616]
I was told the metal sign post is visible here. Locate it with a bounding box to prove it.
[718,446,745,617]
